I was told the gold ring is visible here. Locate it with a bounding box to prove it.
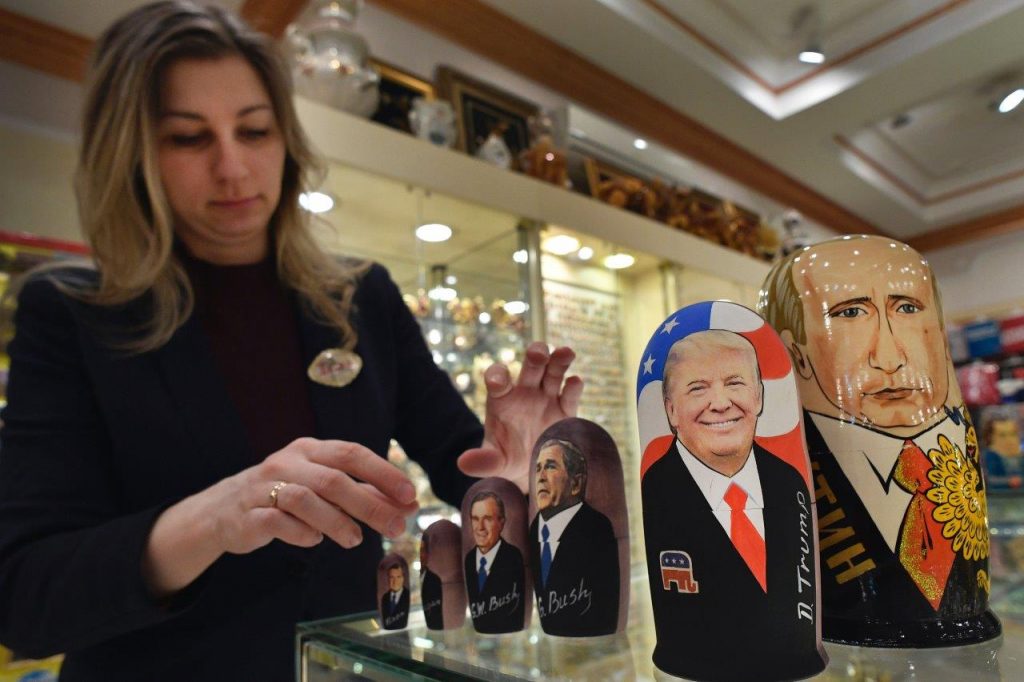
[269,481,288,507]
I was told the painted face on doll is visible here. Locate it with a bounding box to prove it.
[387,566,403,592]
[664,331,763,477]
[535,444,583,517]
[990,419,1022,458]
[471,497,505,554]
[788,238,949,433]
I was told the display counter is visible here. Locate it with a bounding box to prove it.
[297,565,1024,681]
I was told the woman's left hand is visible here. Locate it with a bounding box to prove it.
[457,342,583,493]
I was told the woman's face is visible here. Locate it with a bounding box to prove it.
[156,56,286,264]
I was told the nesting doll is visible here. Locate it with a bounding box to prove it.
[461,477,530,634]
[377,553,410,630]
[527,417,629,636]
[637,300,827,681]
[420,519,466,630]
[759,235,1000,646]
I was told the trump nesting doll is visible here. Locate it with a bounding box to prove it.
[637,300,827,681]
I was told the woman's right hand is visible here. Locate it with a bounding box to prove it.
[142,438,418,597]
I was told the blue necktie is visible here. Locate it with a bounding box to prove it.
[478,556,487,592]
[541,525,552,587]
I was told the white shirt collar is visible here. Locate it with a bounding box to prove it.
[476,539,503,569]
[537,501,583,545]
[676,439,763,511]
[389,587,404,601]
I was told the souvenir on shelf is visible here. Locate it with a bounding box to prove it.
[637,301,827,681]
[527,417,629,637]
[377,553,410,631]
[420,520,466,630]
[759,235,1000,646]
[981,408,1024,491]
[461,477,529,634]
[409,98,457,148]
[285,0,380,117]
[475,122,514,169]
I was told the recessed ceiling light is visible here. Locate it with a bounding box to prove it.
[478,312,491,324]
[577,246,594,261]
[415,223,453,242]
[444,275,457,285]
[503,300,528,315]
[541,234,581,255]
[798,48,825,64]
[633,138,648,150]
[427,285,457,301]
[603,252,635,270]
[998,88,1024,113]
[298,191,335,213]
[512,249,528,264]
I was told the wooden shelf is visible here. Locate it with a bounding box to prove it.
[295,97,770,288]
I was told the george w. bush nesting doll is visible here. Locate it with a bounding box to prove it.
[527,417,630,637]
[637,301,827,681]
[759,235,1000,646]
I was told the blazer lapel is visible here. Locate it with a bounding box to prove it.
[153,313,253,479]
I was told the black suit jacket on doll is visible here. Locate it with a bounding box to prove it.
[529,502,619,636]
[421,569,444,630]
[380,588,410,630]
[642,443,824,682]
[804,412,997,645]
[464,540,526,633]
[0,265,482,682]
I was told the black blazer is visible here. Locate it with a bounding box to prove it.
[380,588,410,630]
[464,540,526,633]
[642,443,824,682]
[529,502,619,636]
[804,412,998,645]
[0,265,482,681]
[420,569,444,630]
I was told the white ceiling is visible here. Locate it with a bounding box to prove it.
[4,0,1024,243]
[479,0,1024,238]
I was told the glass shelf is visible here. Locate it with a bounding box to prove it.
[298,565,1024,681]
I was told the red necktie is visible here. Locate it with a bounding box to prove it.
[893,439,956,611]
[724,483,767,592]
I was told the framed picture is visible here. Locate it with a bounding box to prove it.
[435,65,540,168]
[370,58,434,134]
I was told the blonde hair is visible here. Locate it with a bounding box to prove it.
[662,329,761,398]
[67,0,365,352]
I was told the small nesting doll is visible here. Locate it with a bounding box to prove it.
[759,234,1000,646]
[461,477,529,634]
[637,300,826,681]
[420,519,466,630]
[377,553,410,631]
[528,417,629,636]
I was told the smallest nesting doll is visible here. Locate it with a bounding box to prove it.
[420,519,467,630]
[461,477,530,634]
[377,553,410,630]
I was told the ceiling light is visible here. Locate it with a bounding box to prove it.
[478,312,491,324]
[512,249,528,264]
[998,88,1024,113]
[444,275,457,285]
[298,191,335,213]
[798,47,825,64]
[427,285,457,302]
[503,300,528,315]
[633,138,648,150]
[603,252,635,269]
[577,246,594,261]
[541,234,580,255]
[415,223,452,242]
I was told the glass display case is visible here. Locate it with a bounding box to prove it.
[297,566,1024,681]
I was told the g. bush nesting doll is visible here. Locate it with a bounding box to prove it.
[420,519,466,630]
[528,417,629,636]
[461,477,530,634]
[378,553,410,630]
[759,235,999,646]
[637,301,826,681]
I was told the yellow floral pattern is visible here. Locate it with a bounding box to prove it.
[926,435,989,562]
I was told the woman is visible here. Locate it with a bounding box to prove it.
[0,3,581,680]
